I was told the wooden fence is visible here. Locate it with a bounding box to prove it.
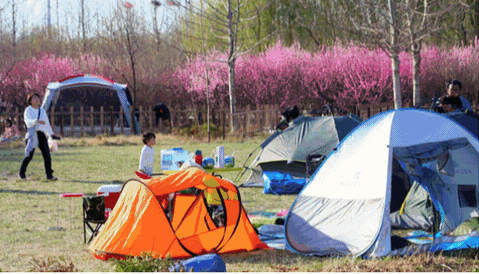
[1,102,477,139]
[0,104,283,139]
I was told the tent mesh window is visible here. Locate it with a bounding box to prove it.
[83,196,106,221]
[306,154,326,178]
[54,86,126,126]
[83,195,106,244]
[458,185,477,208]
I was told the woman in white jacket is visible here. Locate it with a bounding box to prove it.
[19,93,60,181]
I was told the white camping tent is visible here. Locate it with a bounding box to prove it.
[285,109,479,257]
[41,74,140,134]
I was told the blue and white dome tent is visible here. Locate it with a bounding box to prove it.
[285,108,479,257]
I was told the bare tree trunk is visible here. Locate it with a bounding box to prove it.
[125,9,138,134]
[227,0,237,132]
[412,44,421,106]
[199,0,211,142]
[205,68,211,143]
[81,0,86,51]
[391,53,402,109]
[473,1,479,46]
[12,0,16,57]
[227,59,237,132]
[57,0,62,56]
[460,13,468,45]
[152,2,162,51]
[389,0,402,109]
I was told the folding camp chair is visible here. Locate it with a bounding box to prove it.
[83,195,106,244]
[306,154,326,180]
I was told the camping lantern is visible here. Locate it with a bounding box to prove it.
[97,184,122,219]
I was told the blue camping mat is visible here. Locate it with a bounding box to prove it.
[257,224,286,250]
[262,171,306,195]
[389,230,479,256]
[169,254,226,272]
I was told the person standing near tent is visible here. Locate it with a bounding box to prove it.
[139,132,156,176]
[439,79,472,113]
[276,105,300,131]
[19,93,60,181]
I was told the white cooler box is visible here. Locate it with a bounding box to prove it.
[97,184,123,218]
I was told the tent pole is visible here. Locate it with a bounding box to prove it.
[233,147,259,185]
[431,196,436,247]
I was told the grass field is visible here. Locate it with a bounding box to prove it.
[1,134,479,272]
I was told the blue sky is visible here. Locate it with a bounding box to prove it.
[13,0,183,31]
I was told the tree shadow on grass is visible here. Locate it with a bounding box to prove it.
[69,180,124,185]
[0,151,90,161]
[221,248,314,264]
[0,188,60,195]
[221,249,325,272]
[0,188,98,197]
[0,151,25,161]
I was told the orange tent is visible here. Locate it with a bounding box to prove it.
[89,167,268,259]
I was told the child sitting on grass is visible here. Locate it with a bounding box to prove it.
[139,132,156,176]
[1,118,22,143]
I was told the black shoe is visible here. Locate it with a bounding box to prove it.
[18,173,26,180]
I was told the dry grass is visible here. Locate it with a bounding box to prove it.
[1,134,479,272]
[321,252,479,272]
[3,131,258,148]
[29,256,78,272]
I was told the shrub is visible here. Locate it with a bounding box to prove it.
[29,256,77,272]
[177,123,222,140]
[111,253,180,272]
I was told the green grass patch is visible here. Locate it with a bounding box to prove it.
[1,134,479,272]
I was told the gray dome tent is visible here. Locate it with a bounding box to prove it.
[41,74,140,134]
[239,114,363,187]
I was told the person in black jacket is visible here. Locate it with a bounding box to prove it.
[438,79,472,112]
[282,105,300,122]
[152,103,170,126]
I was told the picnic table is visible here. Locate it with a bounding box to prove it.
[162,167,243,175]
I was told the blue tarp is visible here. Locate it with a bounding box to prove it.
[169,254,226,272]
[257,224,286,250]
[262,171,306,195]
[389,230,479,256]
[258,225,479,255]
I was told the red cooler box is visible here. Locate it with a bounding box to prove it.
[97,184,123,219]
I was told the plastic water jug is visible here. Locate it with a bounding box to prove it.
[161,147,189,170]
[214,146,225,168]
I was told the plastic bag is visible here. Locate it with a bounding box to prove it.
[48,138,58,152]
